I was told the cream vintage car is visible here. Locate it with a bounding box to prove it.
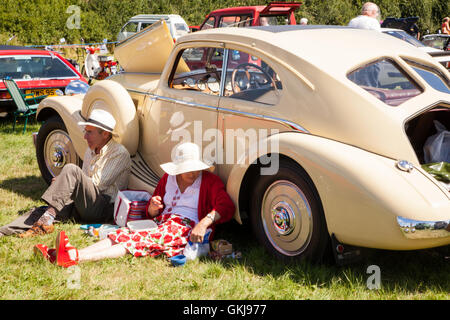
[34,22,450,263]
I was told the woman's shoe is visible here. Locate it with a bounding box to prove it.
[55,231,79,268]
[33,244,56,264]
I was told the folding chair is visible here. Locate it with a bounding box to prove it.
[2,78,47,133]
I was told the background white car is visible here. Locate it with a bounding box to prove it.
[117,14,189,42]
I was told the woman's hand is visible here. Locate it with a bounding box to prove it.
[148,196,163,217]
[189,211,221,243]
[189,219,209,243]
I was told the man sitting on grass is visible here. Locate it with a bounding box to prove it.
[0,109,131,238]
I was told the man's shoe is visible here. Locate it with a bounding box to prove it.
[19,222,54,238]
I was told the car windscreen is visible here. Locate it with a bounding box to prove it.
[422,35,450,51]
[384,30,425,47]
[347,59,422,106]
[0,55,78,80]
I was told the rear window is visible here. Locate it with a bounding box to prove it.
[405,60,450,94]
[347,59,422,106]
[259,15,290,26]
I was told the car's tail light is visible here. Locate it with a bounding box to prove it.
[0,91,11,99]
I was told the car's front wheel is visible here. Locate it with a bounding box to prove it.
[250,160,329,262]
[36,116,82,185]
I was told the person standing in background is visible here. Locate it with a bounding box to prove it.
[348,2,381,31]
[442,17,450,35]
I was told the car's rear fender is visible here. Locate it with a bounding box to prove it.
[229,132,450,250]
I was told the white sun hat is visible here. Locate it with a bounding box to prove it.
[78,109,116,134]
[160,142,211,176]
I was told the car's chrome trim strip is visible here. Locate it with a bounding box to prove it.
[219,48,229,97]
[397,216,450,239]
[216,106,309,133]
[127,89,309,133]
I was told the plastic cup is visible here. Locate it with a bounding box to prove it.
[170,255,187,267]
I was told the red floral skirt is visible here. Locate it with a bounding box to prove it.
[108,214,195,258]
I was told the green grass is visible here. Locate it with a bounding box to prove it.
[0,117,449,300]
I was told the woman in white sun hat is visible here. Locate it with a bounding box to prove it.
[38,142,235,267]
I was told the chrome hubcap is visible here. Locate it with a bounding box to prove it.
[271,202,296,236]
[261,180,313,256]
[51,149,65,167]
[44,129,78,178]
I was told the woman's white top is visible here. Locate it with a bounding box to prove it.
[161,173,202,224]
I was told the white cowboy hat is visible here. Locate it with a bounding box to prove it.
[78,109,116,134]
[160,142,211,176]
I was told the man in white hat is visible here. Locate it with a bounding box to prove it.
[16,109,131,238]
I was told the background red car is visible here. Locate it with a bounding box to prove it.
[190,1,301,31]
[0,45,87,114]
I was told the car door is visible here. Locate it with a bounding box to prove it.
[140,45,224,179]
[217,46,287,182]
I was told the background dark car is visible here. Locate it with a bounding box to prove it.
[0,45,87,115]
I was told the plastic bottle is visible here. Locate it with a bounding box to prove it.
[183,229,212,261]
[99,224,120,240]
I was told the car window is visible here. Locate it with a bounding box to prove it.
[406,60,450,94]
[219,15,252,28]
[259,15,290,26]
[347,59,422,106]
[224,49,282,106]
[140,22,156,30]
[122,22,138,33]
[170,47,224,96]
[175,23,189,32]
[0,55,78,80]
[202,16,215,30]
[174,23,189,38]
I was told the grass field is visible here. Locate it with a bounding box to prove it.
[0,116,449,301]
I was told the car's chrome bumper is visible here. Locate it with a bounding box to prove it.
[397,216,450,239]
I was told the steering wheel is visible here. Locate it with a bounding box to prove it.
[230,63,277,94]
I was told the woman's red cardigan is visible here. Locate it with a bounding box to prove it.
[145,171,235,233]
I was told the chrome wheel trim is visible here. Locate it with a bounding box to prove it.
[43,129,78,178]
[261,180,313,256]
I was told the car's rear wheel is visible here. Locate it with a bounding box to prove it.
[36,116,81,185]
[250,160,328,262]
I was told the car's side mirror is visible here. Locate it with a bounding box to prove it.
[65,79,90,95]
